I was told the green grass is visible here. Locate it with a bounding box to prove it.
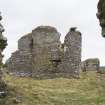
[1,71,105,105]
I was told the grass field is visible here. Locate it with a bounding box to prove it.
[1,71,105,105]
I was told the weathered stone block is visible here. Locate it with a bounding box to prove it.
[81,58,100,72]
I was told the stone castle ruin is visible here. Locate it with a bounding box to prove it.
[6,26,82,78]
[0,12,7,96]
[5,0,105,79]
[0,0,105,80]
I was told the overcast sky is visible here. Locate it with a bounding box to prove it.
[0,0,105,65]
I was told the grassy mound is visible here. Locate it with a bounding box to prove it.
[1,71,105,105]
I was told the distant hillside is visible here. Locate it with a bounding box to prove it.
[1,71,105,105]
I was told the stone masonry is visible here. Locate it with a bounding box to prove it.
[6,33,33,76]
[81,58,100,72]
[6,26,82,78]
[58,27,81,78]
[31,26,61,78]
[6,26,61,78]
[81,58,105,74]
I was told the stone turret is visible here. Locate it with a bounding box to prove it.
[97,0,105,37]
[0,12,7,97]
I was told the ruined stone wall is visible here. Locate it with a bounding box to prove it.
[6,26,82,78]
[81,58,100,72]
[31,26,61,77]
[7,26,61,78]
[6,33,33,76]
[6,50,33,76]
[58,28,81,78]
